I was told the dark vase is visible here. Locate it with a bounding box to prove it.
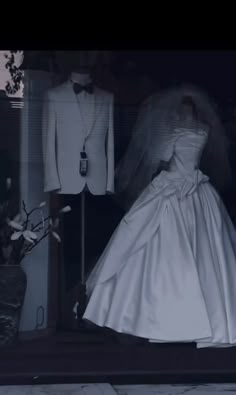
[0,265,27,346]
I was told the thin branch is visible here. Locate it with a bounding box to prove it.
[28,206,41,216]
[31,226,44,233]
[31,216,51,232]
[26,231,51,254]
[22,200,28,216]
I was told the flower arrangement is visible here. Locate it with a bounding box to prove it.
[0,178,71,266]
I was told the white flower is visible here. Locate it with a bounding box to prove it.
[38,201,46,208]
[52,231,61,243]
[6,178,12,190]
[23,236,35,244]
[24,230,37,240]
[11,231,23,241]
[13,213,22,223]
[11,230,37,243]
[53,218,60,228]
[60,205,71,214]
[8,220,24,231]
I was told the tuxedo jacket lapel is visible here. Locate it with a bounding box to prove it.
[82,88,106,138]
[94,87,105,121]
[64,81,86,137]
[64,82,105,138]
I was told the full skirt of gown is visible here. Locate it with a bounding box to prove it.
[83,169,236,348]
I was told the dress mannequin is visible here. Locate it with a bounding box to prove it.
[42,52,115,328]
[83,89,236,348]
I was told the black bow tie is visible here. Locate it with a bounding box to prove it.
[73,82,94,95]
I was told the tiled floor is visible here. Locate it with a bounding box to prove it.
[0,383,116,395]
[1,384,236,395]
[115,383,236,394]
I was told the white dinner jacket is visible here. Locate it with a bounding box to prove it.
[42,81,114,195]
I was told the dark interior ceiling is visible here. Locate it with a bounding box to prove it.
[21,51,236,104]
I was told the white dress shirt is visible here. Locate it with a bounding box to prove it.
[70,72,95,138]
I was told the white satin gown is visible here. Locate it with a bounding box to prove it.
[83,127,236,348]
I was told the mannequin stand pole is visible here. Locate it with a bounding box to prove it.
[77,190,87,329]
[81,190,85,284]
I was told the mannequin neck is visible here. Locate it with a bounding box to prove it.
[70,71,92,85]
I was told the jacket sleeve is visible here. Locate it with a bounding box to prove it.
[42,91,61,192]
[105,94,115,194]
